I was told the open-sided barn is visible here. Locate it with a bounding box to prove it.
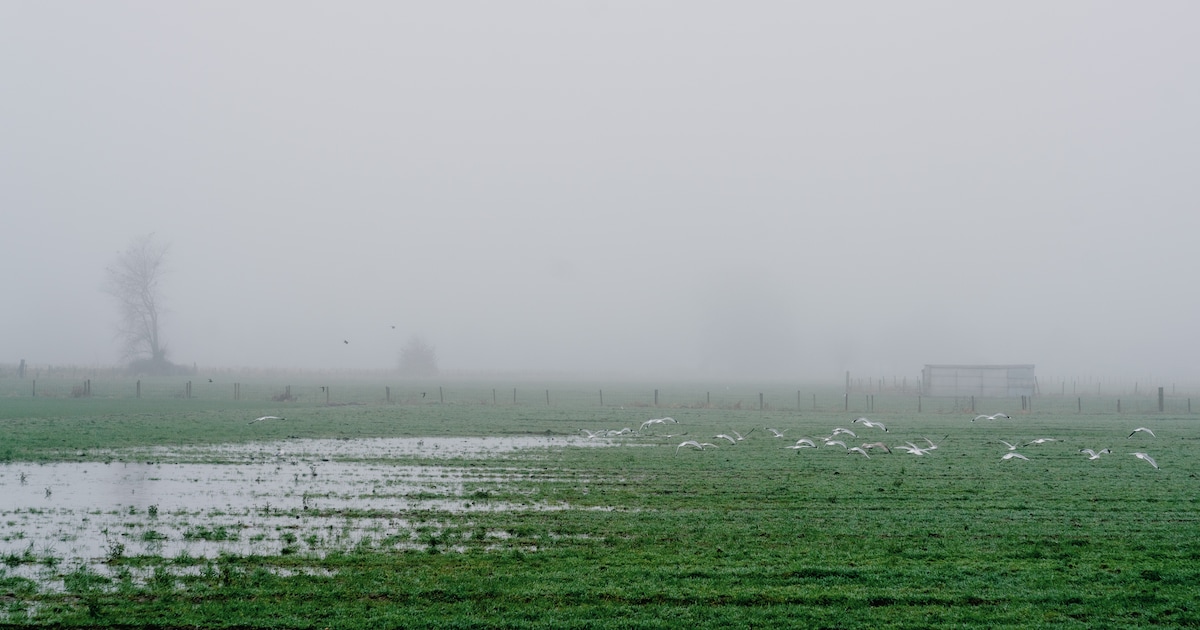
[921,364,1037,397]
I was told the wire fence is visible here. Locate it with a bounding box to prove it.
[1,374,1194,416]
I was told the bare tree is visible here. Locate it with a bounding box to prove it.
[104,233,172,373]
[398,335,439,377]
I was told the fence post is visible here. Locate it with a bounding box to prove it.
[1158,387,1164,412]
[136,380,140,399]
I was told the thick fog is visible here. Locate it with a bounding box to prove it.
[3,2,1198,383]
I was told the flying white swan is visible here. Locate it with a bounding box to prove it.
[1131,452,1158,469]
[1128,427,1156,438]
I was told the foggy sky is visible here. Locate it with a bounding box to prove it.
[3,2,1198,383]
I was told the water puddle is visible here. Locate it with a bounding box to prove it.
[0,435,631,593]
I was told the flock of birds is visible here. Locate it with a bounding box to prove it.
[579,413,1165,470]
[992,425,1159,468]
[248,410,1164,470]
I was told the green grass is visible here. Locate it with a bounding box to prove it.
[1,377,1198,627]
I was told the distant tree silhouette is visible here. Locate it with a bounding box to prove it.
[398,335,439,377]
[104,233,179,374]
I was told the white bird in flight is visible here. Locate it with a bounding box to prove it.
[1128,427,1156,438]
[713,434,738,445]
[919,436,947,451]
[765,427,788,438]
[1025,438,1058,446]
[730,428,756,441]
[998,440,1019,451]
[675,440,718,455]
[973,413,1011,421]
[249,415,283,424]
[847,447,871,458]
[1131,452,1159,469]
[1080,448,1112,460]
[640,417,678,432]
[895,443,930,456]
[831,427,857,438]
[854,418,888,432]
[823,439,848,449]
[1001,452,1029,461]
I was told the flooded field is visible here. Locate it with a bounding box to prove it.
[0,435,632,592]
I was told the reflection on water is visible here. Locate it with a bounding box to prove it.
[0,435,628,591]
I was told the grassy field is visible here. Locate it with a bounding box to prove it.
[1,376,1198,628]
